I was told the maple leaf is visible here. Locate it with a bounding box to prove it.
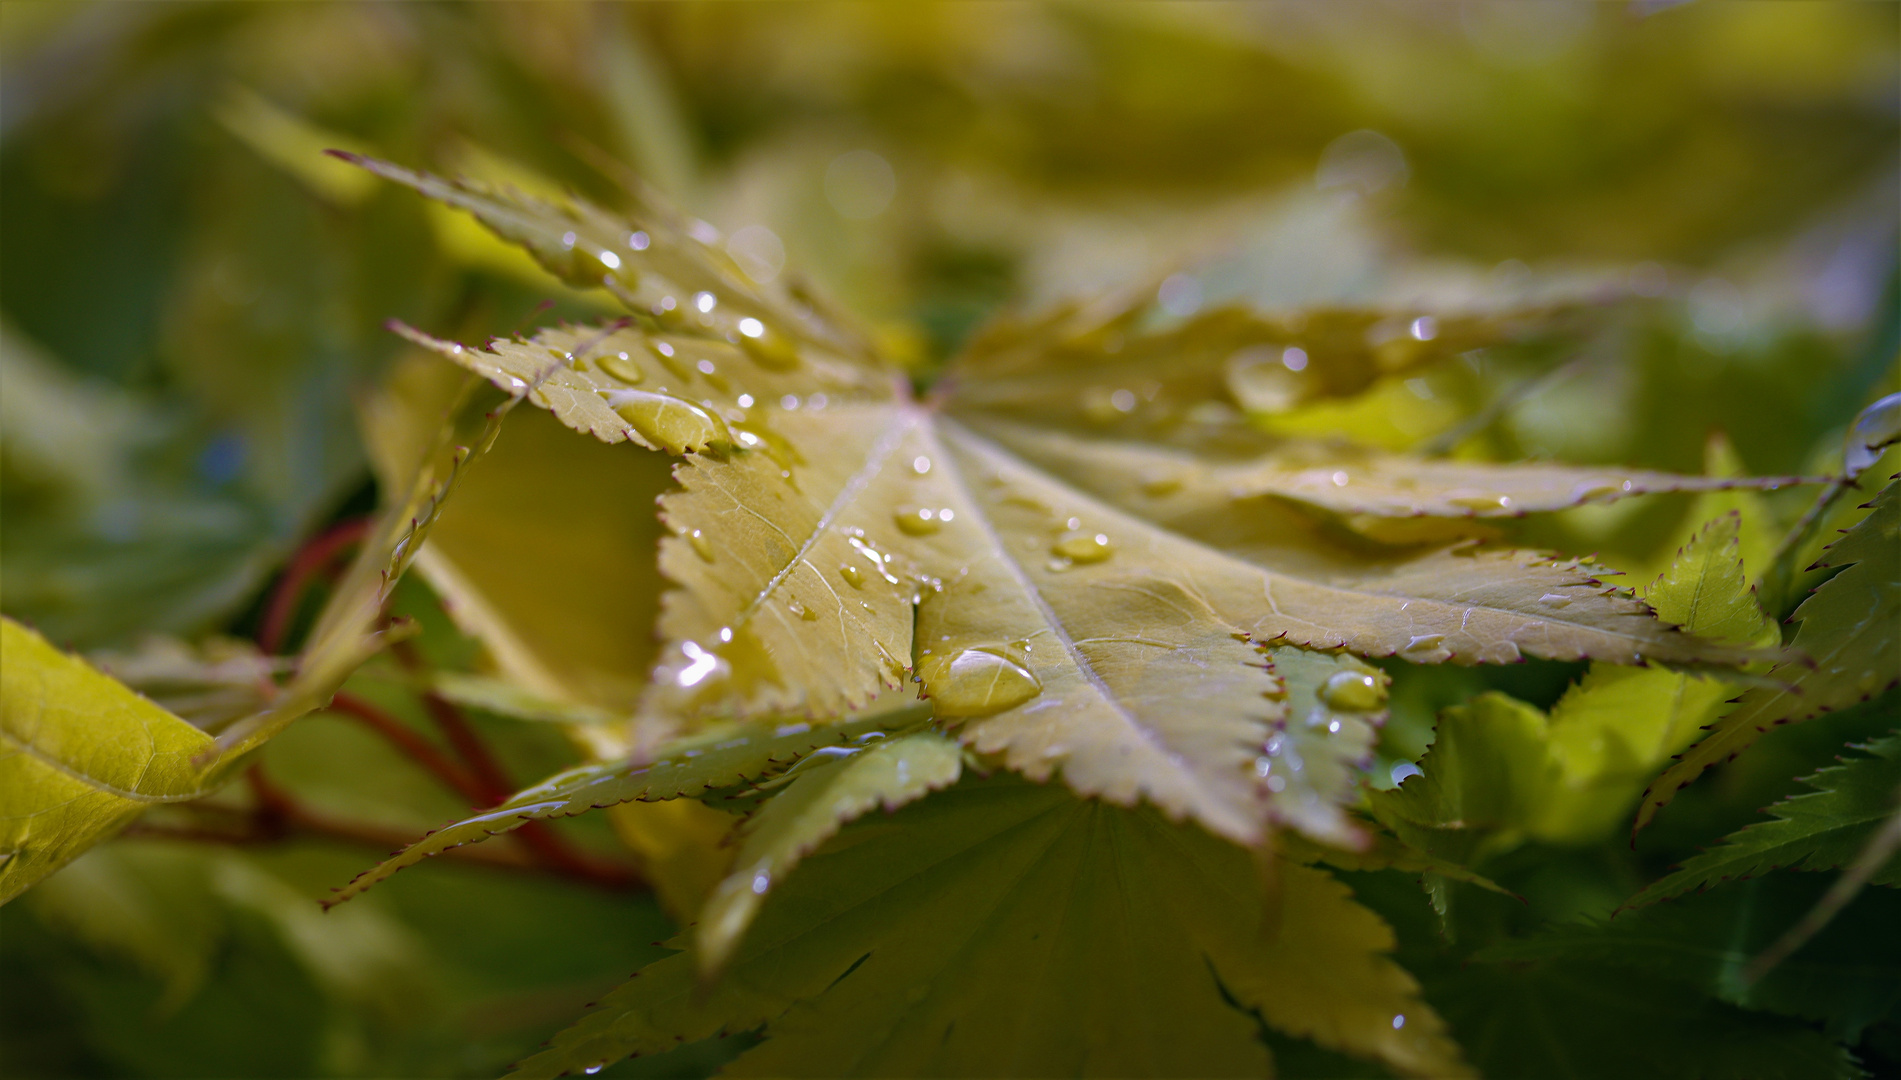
[1636,478,1899,833]
[1628,730,1901,907]
[509,777,1471,1080]
[346,154,1787,856]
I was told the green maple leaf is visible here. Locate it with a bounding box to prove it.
[1367,511,1781,863]
[1637,478,1900,832]
[509,777,1472,1080]
[1629,729,1901,907]
[346,155,1778,859]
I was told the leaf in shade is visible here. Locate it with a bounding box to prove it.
[1636,479,1899,833]
[321,701,929,908]
[697,729,964,974]
[1629,730,1901,907]
[1366,692,1558,867]
[508,778,1470,1080]
[359,156,1790,851]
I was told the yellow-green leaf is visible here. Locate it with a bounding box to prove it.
[1,618,216,902]
[361,155,1785,852]
[1636,479,1899,832]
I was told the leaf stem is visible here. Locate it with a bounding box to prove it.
[118,770,640,891]
[258,518,373,654]
[327,690,490,806]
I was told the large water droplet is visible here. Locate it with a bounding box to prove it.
[893,506,942,536]
[1319,669,1388,711]
[1538,592,1572,608]
[839,564,865,589]
[789,597,820,622]
[920,648,1042,718]
[603,389,729,453]
[1051,532,1115,564]
[598,351,644,384]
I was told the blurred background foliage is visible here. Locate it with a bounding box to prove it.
[0,2,1895,1078]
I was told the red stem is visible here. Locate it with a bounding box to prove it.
[328,691,490,807]
[221,768,640,889]
[259,518,373,654]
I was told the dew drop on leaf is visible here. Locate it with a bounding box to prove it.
[1399,634,1449,661]
[1449,492,1513,510]
[738,322,801,371]
[1538,592,1572,608]
[687,529,715,562]
[920,648,1043,718]
[1050,532,1115,564]
[894,507,942,536]
[1226,345,1302,412]
[598,351,643,384]
[1318,669,1388,711]
[601,389,729,453]
[840,564,866,588]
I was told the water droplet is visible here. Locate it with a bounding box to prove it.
[1390,761,1422,785]
[911,455,932,475]
[1538,593,1572,608]
[687,529,714,562]
[751,870,770,894]
[789,598,820,622]
[598,351,644,384]
[1400,634,1449,661]
[1571,482,1621,502]
[628,230,650,250]
[696,359,717,375]
[919,648,1042,718]
[894,507,941,536]
[602,389,729,453]
[694,291,717,313]
[1227,346,1303,411]
[1319,669,1388,711]
[1051,532,1115,564]
[739,324,800,371]
[1409,316,1437,341]
[599,250,621,270]
[840,564,865,589]
[585,1065,603,1076]
[1449,492,1513,511]
[1392,1014,1406,1030]
[1141,470,1184,496]
[1331,471,1350,487]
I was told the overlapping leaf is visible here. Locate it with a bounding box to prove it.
[1630,731,1901,907]
[360,158,1784,853]
[322,700,931,908]
[511,778,1469,1080]
[1637,478,1899,832]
